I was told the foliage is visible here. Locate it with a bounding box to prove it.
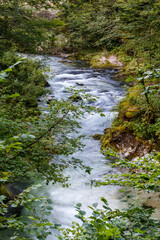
[0,59,100,186]
[0,0,160,238]
[115,0,160,65]
[61,0,120,51]
[96,151,160,192]
[0,184,57,240]
[112,68,160,142]
[60,0,160,67]
[0,0,65,53]
[58,198,160,239]
[0,58,100,238]
[0,51,48,119]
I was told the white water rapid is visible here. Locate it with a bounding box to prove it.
[36,56,126,238]
[0,56,126,240]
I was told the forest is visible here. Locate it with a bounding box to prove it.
[0,0,160,239]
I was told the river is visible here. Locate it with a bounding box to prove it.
[36,56,125,238]
[1,55,126,240]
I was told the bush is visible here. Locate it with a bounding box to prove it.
[0,50,48,119]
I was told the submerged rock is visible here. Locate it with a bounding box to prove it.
[76,82,84,86]
[93,134,103,140]
[45,95,55,103]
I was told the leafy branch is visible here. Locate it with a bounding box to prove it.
[96,151,160,192]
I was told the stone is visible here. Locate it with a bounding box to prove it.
[93,134,103,140]
[76,82,84,86]
[125,107,139,119]
[46,95,54,103]
[90,53,123,69]
[142,193,160,209]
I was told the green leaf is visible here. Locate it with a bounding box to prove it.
[76,203,82,208]
[92,202,98,208]
[47,199,53,204]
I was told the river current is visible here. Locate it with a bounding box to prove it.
[37,56,125,238]
[1,55,126,239]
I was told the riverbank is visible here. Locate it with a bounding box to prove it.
[1,51,159,239]
[64,49,159,156]
[69,49,160,215]
[0,54,129,240]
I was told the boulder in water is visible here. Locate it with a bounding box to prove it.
[76,82,84,86]
[93,134,103,140]
[46,95,54,103]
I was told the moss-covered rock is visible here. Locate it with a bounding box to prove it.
[90,53,123,69]
[124,59,138,72]
[125,107,139,119]
[91,57,113,68]
[93,134,103,140]
[118,85,141,120]
[0,184,13,200]
[101,127,152,160]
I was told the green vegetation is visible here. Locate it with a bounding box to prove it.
[0,0,65,54]
[0,184,56,240]
[0,0,160,239]
[0,51,48,119]
[60,0,160,66]
[101,68,160,155]
[97,151,160,192]
[0,58,98,238]
[0,62,97,184]
[58,199,160,239]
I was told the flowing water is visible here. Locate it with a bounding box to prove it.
[1,56,126,239]
[36,56,126,238]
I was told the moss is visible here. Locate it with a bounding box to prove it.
[0,184,13,199]
[111,48,132,65]
[101,126,126,150]
[127,86,141,103]
[114,125,126,132]
[93,134,103,140]
[119,101,130,115]
[118,85,142,120]
[125,59,138,71]
[101,126,152,160]
[90,52,122,69]
[101,129,112,148]
[125,107,139,119]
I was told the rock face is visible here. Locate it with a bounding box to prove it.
[101,128,151,160]
[90,53,123,69]
[36,10,57,20]
[143,193,160,209]
[106,55,123,67]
